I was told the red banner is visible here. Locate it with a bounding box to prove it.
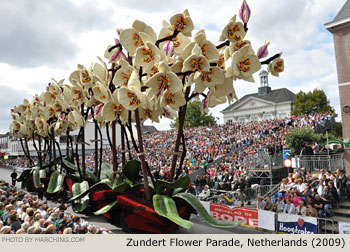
[209,203,258,227]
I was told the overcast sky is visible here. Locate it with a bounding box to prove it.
[0,0,346,133]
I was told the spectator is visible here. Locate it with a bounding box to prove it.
[283,199,296,214]
[256,196,265,210]
[274,196,285,213]
[198,185,211,201]
[263,196,274,211]
[313,194,325,217]
[296,201,306,216]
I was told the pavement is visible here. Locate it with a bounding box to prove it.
[0,166,267,234]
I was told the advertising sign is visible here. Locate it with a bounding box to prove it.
[277,213,317,234]
[209,203,258,227]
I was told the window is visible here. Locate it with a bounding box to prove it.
[251,116,258,122]
[279,113,286,119]
[264,114,271,120]
[239,118,246,123]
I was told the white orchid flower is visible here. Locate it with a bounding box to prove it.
[145,62,182,100]
[268,56,284,77]
[194,30,219,61]
[10,120,28,137]
[35,117,48,137]
[119,20,156,56]
[224,40,251,60]
[68,108,85,128]
[159,90,186,110]
[182,44,210,73]
[134,41,162,71]
[69,64,93,89]
[138,99,161,123]
[169,9,194,37]
[112,59,134,88]
[201,92,226,113]
[159,20,191,57]
[162,105,177,119]
[118,86,146,111]
[209,77,238,103]
[104,44,127,64]
[193,66,225,93]
[92,57,111,85]
[101,89,128,124]
[71,83,85,106]
[226,45,261,82]
[92,82,111,104]
[53,119,68,136]
[219,15,246,43]
[43,105,56,119]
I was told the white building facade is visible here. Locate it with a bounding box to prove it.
[221,70,296,123]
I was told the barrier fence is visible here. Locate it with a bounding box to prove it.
[200,201,348,234]
[294,154,344,173]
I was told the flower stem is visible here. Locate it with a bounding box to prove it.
[134,108,151,201]
[112,120,118,180]
[168,86,191,182]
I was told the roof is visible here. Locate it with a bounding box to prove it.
[333,0,350,23]
[141,125,158,134]
[325,0,350,29]
[222,88,296,112]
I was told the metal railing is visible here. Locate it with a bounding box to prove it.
[295,154,344,173]
[260,183,281,198]
[317,217,337,234]
[246,153,283,170]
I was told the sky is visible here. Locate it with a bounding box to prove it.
[0,0,346,133]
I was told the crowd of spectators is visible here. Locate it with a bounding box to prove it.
[256,168,350,218]
[1,112,335,194]
[0,180,110,234]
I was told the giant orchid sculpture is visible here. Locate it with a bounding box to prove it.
[9,0,284,233]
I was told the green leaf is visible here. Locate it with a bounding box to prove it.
[39,169,46,178]
[101,163,112,179]
[16,168,31,182]
[33,167,40,189]
[174,193,242,228]
[112,174,131,194]
[93,200,118,215]
[154,175,190,194]
[67,178,112,203]
[153,194,192,230]
[47,171,65,194]
[85,169,97,183]
[122,160,142,183]
[72,181,90,213]
[62,159,78,174]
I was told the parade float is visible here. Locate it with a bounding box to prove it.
[9,0,284,233]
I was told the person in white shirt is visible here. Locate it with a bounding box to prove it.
[198,185,211,201]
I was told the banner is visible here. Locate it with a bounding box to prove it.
[277,213,317,234]
[209,203,258,227]
[258,210,275,231]
[339,221,350,234]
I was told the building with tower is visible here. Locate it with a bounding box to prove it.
[221,70,296,123]
[325,0,350,174]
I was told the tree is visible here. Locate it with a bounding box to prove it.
[170,98,217,129]
[285,128,322,155]
[291,89,334,116]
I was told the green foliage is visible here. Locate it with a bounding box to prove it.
[72,181,90,212]
[291,89,334,116]
[285,128,321,155]
[94,201,118,215]
[153,194,193,230]
[329,122,343,139]
[170,98,217,128]
[47,171,65,194]
[174,193,242,228]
